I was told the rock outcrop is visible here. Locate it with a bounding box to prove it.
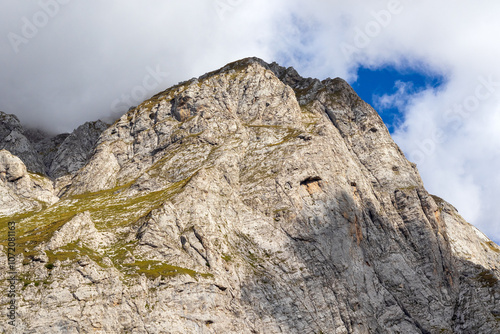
[0,58,499,333]
[46,120,109,178]
[0,112,108,178]
[31,133,70,174]
[0,150,58,217]
[0,112,45,174]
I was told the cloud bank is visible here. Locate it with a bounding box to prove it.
[1,0,499,242]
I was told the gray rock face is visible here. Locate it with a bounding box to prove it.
[28,131,68,172]
[0,112,108,178]
[1,58,499,333]
[46,120,109,178]
[0,150,58,217]
[0,112,45,174]
[0,150,26,182]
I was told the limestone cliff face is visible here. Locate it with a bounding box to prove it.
[0,111,108,178]
[0,112,45,174]
[0,150,58,218]
[46,120,109,178]
[1,58,499,334]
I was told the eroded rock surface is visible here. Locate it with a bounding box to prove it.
[0,58,499,334]
[0,112,45,174]
[0,150,58,217]
[0,111,108,179]
[46,120,109,178]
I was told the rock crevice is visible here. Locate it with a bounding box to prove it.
[0,58,499,333]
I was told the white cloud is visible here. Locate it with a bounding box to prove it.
[276,0,500,243]
[0,0,282,132]
[1,0,499,242]
[373,80,415,111]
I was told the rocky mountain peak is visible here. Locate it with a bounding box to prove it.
[1,59,499,333]
[0,111,109,179]
[0,111,45,174]
[46,119,109,178]
[0,111,21,133]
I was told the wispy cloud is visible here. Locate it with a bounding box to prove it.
[373,80,415,111]
[1,0,499,242]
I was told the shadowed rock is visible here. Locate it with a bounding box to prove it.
[0,58,499,334]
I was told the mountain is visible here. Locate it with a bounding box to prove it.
[0,112,46,174]
[42,120,109,179]
[0,111,108,179]
[1,58,499,333]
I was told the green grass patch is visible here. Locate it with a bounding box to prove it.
[121,260,212,279]
[221,253,232,262]
[267,128,302,147]
[475,270,498,288]
[243,123,283,129]
[485,241,500,253]
[431,195,445,205]
[45,241,108,267]
[3,173,196,265]
[19,275,51,290]
[397,186,417,192]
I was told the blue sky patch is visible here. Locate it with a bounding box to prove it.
[351,66,445,132]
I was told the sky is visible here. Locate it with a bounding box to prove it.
[1,0,499,243]
[352,67,444,132]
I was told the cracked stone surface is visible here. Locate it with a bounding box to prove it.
[0,58,499,333]
[0,112,45,174]
[0,111,108,178]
